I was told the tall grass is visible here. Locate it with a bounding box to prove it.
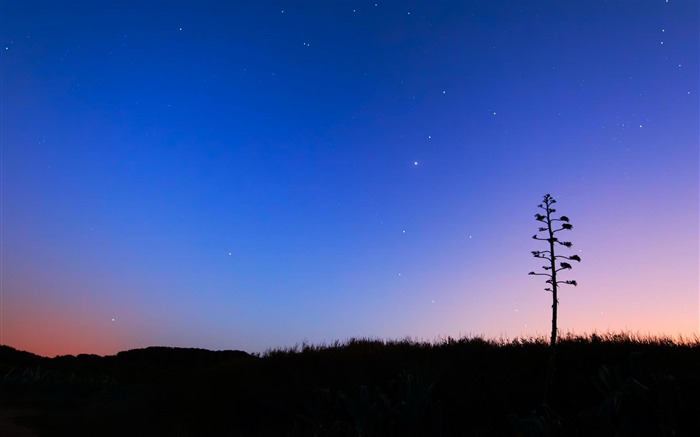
[262,330,698,358]
[2,331,698,436]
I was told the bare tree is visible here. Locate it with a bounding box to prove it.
[529,194,580,402]
[529,194,580,349]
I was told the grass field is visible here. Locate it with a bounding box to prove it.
[1,332,698,436]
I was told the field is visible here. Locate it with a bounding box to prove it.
[1,332,698,436]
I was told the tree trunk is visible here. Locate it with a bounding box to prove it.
[547,205,558,350]
[545,201,557,403]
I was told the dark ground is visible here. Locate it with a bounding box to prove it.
[1,333,698,436]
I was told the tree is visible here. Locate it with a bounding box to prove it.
[529,194,580,349]
[529,194,580,402]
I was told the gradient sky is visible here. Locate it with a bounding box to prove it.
[2,1,698,357]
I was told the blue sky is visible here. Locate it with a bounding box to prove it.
[2,0,698,356]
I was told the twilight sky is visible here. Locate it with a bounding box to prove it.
[2,1,698,357]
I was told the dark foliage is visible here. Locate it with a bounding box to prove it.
[1,333,698,436]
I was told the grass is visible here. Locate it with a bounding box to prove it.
[1,331,698,436]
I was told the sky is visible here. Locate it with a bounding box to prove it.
[1,1,698,357]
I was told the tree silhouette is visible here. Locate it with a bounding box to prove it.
[529,194,580,348]
[529,194,580,402]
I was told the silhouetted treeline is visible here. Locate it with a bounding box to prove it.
[1,333,699,436]
[1,344,251,370]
